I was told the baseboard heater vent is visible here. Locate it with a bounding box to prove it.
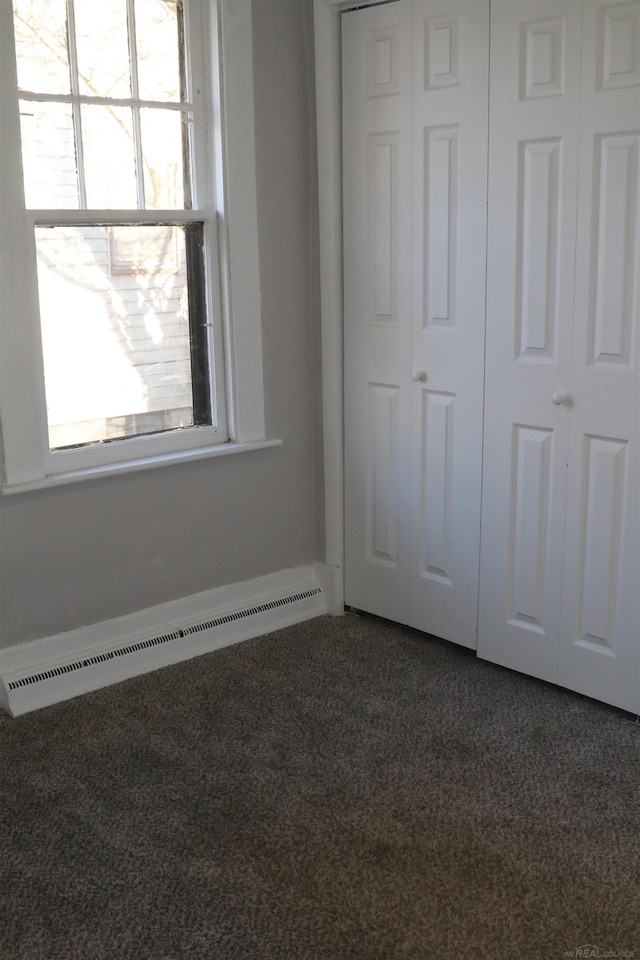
[180,587,322,636]
[6,587,322,693]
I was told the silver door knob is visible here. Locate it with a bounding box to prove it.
[412,370,427,382]
[551,391,569,406]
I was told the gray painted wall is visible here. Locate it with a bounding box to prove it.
[0,0,323,648]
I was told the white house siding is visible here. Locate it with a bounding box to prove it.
[36,225,192,449]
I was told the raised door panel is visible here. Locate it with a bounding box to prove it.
[367,383,401,567]
[598,0,640,90]
[508,426,555,635]
[516,138,562,362]
[478,1,583,680]
[557,0,639,712]
[418,389,456,585]
[408,0,489,648]
[343,2,413,622]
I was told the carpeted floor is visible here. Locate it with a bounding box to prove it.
[1,613,639,960]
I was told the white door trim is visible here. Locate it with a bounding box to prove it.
[313,0,344,613]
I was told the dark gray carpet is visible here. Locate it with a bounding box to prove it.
[1,613,639,960]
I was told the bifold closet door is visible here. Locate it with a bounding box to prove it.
[343,0,489,648]
[407,1,489,646]
[478,0,583,683]
[478,0,639,712]
[343,1,413,627]
[555,0,639,711]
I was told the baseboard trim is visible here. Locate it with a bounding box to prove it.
[0,565,329,717]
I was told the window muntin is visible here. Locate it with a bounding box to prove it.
[11,0,219,457]
[13,0,190,210]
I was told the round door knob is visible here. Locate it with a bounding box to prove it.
[551,391,569,406]
[412,370,427,382]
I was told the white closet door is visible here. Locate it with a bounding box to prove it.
[556,0,640,711]
[343,0,489,647]
[479,0,639,713]
[478,1,584,682]
[407,1,489,646]
[343,1,413,624]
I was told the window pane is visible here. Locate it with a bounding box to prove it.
[82,105,137,208]
[35,224,200,450]
[140,108,185,209]
[12,0,70,95]
[19,100,78,208]
[74,0,131,99]
[136,0,182,102]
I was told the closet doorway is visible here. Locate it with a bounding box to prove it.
[341,0,639,713]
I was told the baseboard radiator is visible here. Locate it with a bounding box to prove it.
[0,566,330,717]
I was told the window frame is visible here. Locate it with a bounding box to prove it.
[0,0,271,493]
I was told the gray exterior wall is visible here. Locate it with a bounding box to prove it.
[0,0,323,647]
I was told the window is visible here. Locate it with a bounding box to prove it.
[0,0,272,491]
[13,0,223,456]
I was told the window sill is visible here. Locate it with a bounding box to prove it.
[0,438,283,496]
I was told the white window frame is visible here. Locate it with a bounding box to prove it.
[0,0,276,494]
